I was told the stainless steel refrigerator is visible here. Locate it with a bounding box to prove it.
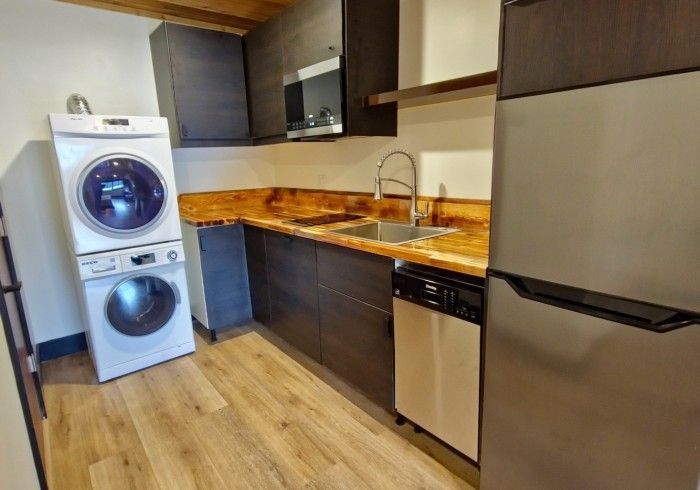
[480,72,700,489]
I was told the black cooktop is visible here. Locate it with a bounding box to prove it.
[287,213,364,227]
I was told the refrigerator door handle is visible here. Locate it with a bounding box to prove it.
[490,271,699,333]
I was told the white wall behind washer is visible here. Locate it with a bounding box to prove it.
[0,0,265,345]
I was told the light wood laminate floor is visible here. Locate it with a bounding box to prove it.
[42,327,473,489]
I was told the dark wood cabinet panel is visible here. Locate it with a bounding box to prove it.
[265,231,320,362]
[319,286,394,410]
[343,0,399,136]
[281,0,344,75]
[243,225,270,325]
[499,0,700,99]
[198,225,252,330]
[243,14,287,142]
[317,242,394,313]
[150,22,250,147]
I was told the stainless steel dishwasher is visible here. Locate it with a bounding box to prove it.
[392,265,484,462]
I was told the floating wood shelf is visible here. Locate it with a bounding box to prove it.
[364,71,498,109]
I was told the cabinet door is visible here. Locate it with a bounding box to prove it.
[243,226,270,325]
[319,286,394,410]
[265,231,320,361]
[499,0,700,99]
[244,15,287,141]
[282,0,343,74]
[317,242,393,312]
[166,23,250,141]
[199,225,252,330]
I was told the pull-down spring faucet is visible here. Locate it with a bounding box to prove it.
[374,149,427,226]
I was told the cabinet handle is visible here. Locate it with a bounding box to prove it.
[199,235,206,252]
[384,315,394,338]
[181,123,189,137]
[2,281,21,294]
[282,235,293,243]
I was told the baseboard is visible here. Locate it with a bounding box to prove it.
[37,332,87,362]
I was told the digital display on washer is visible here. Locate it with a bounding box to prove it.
[102,118,129,126]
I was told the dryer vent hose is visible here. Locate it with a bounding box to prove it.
[67,94,92,115]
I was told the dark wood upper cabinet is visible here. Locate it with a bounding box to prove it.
[243,14,287,143]
[281,0,344,75]
[498,0,700,99]
[150,23,250,147]
[243,0,399,141]
[265,231,321,362]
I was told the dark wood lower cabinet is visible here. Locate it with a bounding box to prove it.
[243,226,270,325]
[318,286,394,410]
[243,227,395,409]
[265,231,321,362]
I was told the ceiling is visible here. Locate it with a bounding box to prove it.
[58,0,297,34]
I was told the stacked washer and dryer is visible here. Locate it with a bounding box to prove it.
[49,114,195,382]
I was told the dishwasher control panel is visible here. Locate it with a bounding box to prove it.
[392,266,484,324]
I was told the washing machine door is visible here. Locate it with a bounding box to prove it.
[78,154,167,234]
[105,275,179,336]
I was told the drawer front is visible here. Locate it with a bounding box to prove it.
[316,242,394,312]
[499,0,700,98]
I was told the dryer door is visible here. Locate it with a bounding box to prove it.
[105,275,179,336]
[79,154,167,234]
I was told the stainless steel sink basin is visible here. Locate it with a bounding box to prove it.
[330,221,458,245]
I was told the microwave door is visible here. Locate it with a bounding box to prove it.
[284,56,344,138]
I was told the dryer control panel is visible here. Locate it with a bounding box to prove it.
[77,242,185,280]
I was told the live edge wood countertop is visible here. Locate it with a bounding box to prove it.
[179,188,490,277]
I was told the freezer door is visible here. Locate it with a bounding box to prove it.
[490,71,700,313]
[480,276,700,490]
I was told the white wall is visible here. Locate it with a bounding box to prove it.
[172,146,275,194]
[399,0,500,87]
[0,317,40,489]
[272,95,496,199]
[271,0,500,199]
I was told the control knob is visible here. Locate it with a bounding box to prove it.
[167,250,178,262]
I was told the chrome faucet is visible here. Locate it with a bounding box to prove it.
[374,149,427,226]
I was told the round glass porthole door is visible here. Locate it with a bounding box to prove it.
[79,155,167,233]
[105,275,177,336]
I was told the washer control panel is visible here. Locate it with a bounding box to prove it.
[78,243,185,280]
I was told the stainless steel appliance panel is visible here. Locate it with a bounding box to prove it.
[481,276,700,490]
[394,298,481,461]
[489,72,700,312]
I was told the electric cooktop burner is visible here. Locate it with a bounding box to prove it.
[287,213,364,227]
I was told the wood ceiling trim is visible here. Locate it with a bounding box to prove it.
[161,0,292,21]
[58,0,270,33]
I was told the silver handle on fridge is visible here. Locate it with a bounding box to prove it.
[490,270,699,333]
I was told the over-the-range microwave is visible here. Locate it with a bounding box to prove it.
[284,56,344,139]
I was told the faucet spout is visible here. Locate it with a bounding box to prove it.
[374,149,427,226]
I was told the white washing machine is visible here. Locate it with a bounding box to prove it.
[49,113,182,256]
[75,241,195,382]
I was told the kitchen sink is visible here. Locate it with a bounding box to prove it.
[330,221,458,245]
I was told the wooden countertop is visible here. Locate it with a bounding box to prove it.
[179,197,489,278]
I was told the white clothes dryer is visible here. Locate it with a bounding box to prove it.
[49,114,182,256]
[75,241,194,382]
